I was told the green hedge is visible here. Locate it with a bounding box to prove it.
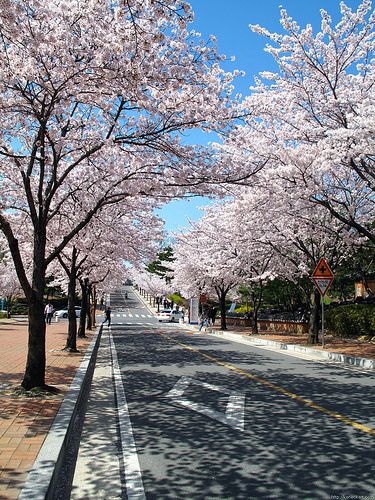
[325,304,375,338]
[11,304,29,315]
[235,305,253,314]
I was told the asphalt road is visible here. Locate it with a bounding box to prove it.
[71,286,375,500]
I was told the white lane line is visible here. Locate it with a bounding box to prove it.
[109,331,146,499]
[135,314,140,318]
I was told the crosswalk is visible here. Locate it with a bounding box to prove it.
[97,313,154,319]
[97,311,156,327]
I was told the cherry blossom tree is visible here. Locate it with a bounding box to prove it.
[218,0,375,245]
[130,267,174,308]
[172,199,279,333]
[173,173,360,341]
[0,0,245,389]
[172,209,244,330]
[51,202,163,349]
[228,181,360,342]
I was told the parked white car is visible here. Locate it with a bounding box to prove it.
[54,306,81,319]
[156,309,184,323]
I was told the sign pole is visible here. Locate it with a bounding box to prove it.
[321,296,325,349]
[312,257,334,349]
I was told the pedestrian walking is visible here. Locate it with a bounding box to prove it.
[103,306,112,327]
[44,302,54,324]
[198,313,209,332]
[209,307,217,326]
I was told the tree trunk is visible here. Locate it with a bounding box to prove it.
[90,285,96,329]
[22,235,47,389]
[218,289,227,330]
[252,309,259,335]
[308,289,321,344]
[87,283,93,331]
[251,290,257,335]
[78,278,88,338]
[251,283,264,335]
[22,293,46,389]
[65,248,78,352]
[6,295,12,319]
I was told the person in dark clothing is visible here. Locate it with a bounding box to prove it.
[209,307,217,325]
[103,306,111,326]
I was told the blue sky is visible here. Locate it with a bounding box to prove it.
[157,0,362,235]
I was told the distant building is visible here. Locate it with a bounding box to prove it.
[355,281,375,298]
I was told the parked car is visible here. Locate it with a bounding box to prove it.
[156,309,184,323]
[54,306,81,319]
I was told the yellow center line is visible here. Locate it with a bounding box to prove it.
[160,332,375,437]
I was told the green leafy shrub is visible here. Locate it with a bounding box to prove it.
[235,305,253,315]
[0,311,7,319]
[325,304,375,338]
[11,304,29,315]
[168,292,188,309]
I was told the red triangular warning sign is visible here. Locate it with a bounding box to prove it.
[312,258,334,278]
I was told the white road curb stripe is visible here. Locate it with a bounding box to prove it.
[109,331,146,499]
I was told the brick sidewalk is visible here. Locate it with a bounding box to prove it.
[0,318,95,500]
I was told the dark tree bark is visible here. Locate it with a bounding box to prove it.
[23,295,46,389]
[78,278,88,338]
[216,285,229,331]
[86,283,93,331]
[251,283,264,335]
[64,247,79,352]
[22,230,48,389]
[6,295,12,319]
[308,288,321,344]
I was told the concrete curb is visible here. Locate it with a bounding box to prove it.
[208,331,375,370]
[18,326,103,500]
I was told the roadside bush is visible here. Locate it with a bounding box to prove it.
[325,304,375,338]
[11,304,29,315]
[234,305,253,315]
[0,311,7,319]
[168,293,188,308]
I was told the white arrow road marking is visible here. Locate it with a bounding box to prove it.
[165,376,245,432]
